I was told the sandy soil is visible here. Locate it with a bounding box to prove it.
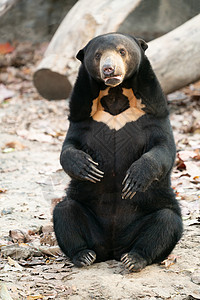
[0,80,200,299]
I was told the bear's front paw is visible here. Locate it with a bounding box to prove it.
[63,150,104,183]
[121,160,155,199]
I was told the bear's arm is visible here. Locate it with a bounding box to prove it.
[69,64,99,122]
[122,55,176,198]
[60,122,104,183]
[131,55,169,118]
[60,64,103,183]
[122,117,176,198]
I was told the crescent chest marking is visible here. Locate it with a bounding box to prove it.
[90,87,146,130]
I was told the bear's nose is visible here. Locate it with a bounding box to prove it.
[102,65,115,77]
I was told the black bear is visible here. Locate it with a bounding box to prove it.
[53,33,183,272]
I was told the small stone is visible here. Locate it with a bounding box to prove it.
[191,271,200,285]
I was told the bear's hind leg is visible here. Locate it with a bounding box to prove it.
[121,208,182,272]
[53,197,102,267]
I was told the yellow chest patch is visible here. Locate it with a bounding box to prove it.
[90,88,146,130]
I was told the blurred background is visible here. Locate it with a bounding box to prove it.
[0,0,199,43]
[0,1,200,299]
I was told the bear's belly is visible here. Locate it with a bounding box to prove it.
[81,117,146,193]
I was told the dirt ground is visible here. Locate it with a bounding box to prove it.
[0,45,200,299]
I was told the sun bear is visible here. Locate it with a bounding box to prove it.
[53,33,183,272]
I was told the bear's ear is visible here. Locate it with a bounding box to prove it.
[137,38,148,52]
[76,49,84,62]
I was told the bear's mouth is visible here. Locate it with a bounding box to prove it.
[104,75,123,87]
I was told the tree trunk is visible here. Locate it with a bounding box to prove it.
[33,0,142,100]
[147,14,200,95]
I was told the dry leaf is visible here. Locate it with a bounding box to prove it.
[0,283,13,300]
[0,42,14,54]
[27,295,44,300]
[39,246,62,257]
[18,259,46,267]
[40,232,57,246]
[193,149,200,160]
[1,244,41,259]
[41,223,54,234]
[16,129,54,143]
[0,84,15,102]
[184,161,200,179]
[42,273,60,280]
[8,256,23,271]
[9,229,31,243]
[177,150,196,161]
[4,141,25,150]
[176,153,186,170]
[160,254,179,268]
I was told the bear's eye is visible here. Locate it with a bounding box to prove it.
[95,52,101,60]
[119,49,126,56]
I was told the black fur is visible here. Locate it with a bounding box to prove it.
[53,33,182,271]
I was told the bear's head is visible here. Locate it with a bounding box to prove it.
[76,33,148,87]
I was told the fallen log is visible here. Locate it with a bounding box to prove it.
[33,0,142,100]
[0,0,18,17]
[147,14,200,95]
[34,7,200,99]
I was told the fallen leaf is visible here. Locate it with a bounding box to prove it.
[41,223,54,234]
[193,149,200,160]
[184,161,200,179]
[18,259,46,267]
[9,229,31,243]
[27,295,44,300]
[0,42,14,54]
[180,200,199,218]
[0,84,15,102]
[38,213,47,220]
[177,150,196,161]
[0,188,7,193]
[16,129,54,143]
[0,239,9,248]
[8,256,23,271]
[40,232,57,247]
[1,244,41,259]
[176,153,186,170]
[42,273,60,280]
[39,246,62,257]
[160,254,179,268]
[3,141,26,151]
[0,283,13,300]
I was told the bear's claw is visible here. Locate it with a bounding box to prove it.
[121,158,155,198]
[121,252,147,272]
[83,157,104,183]
[72,249,96,267]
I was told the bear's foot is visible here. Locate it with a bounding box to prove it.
[72,249,96,267]
[121,252,147,272]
